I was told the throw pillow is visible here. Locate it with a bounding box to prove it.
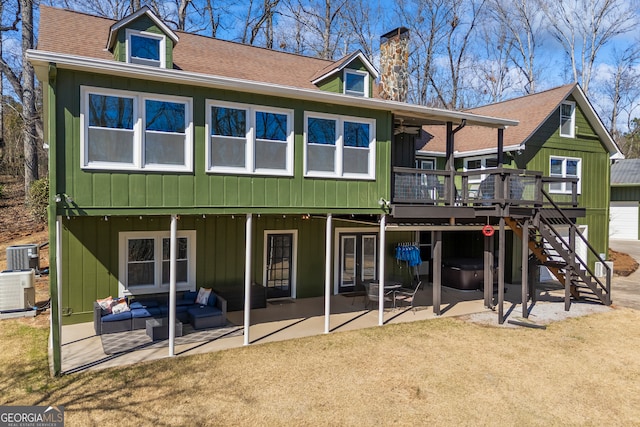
[196,287,212,305]
[97,296,113,313]
[111,298,130,314]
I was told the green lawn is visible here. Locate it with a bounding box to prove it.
[2,308,640,426]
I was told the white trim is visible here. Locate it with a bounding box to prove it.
[463,155,499,184]
[560,100,576,138]
[118,230,196,296]
[415,157,436,170]
[80,86,193,172]
[126,29,166,68]
[27,50,519,129]
[107,6,179,49]
[343,69,369,98]
[303,111,376,180]
[262,229,298,299]
[205,99,294,176]
[333,226,378,294]
[311,51,379,84]
[549,155,582,194]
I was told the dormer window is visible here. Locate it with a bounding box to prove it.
[344,69,369,97]
[560,101,575,138]
[127,29,165,67]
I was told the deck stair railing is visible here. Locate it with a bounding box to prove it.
[505,189,611,309]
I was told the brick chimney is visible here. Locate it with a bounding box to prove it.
[379,27,409,102]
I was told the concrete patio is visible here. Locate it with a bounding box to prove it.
[59,280,597,374]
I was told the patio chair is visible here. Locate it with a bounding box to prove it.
[393,280,422,310]
[364,282,393,309]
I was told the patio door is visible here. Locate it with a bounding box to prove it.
[338,233,377,293]
[264,233,294,299]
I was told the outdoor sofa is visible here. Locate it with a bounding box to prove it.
[93,289,227,335]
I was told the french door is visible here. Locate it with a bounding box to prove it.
[338,233,377,293]
[264,233,294,299]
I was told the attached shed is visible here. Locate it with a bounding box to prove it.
[610,159,640,241]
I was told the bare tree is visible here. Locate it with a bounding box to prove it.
[472,19,514,104]
[541,0,637,95]
[282,0,347,59]
[202,0,222,37]
[600,43,640,134]
[341,0,386,61]
[21,0,37,194]
[489,0,544,95]
[430,0,485,109]
[396,0,450,106]
[238,0,281,47]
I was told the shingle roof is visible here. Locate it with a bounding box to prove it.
[418,84,576,154]
[611,159,640,185]
[38,5,336,91]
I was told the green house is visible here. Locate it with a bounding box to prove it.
[417,84,622,282]
[28,7,617,375]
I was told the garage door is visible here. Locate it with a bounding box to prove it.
[610,202,639,240]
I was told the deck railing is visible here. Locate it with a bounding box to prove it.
[392,167,579,208]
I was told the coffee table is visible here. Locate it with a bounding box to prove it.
[146,317,183,341]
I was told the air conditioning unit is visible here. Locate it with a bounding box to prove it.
[595,261,614,278]
[0,270,35,311]
[6,244,40,273]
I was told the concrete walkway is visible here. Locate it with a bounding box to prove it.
[609,239,640,310]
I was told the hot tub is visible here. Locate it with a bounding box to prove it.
[442,258,497,290]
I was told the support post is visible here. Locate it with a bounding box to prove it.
[378,214,386,326]
[521,218,529,318]
[324,214,332,334]
[498,218,505,324]
[566,225,576,311]
[53,215,63,375]
[497,128,504,166]
[169,214,177,357]
[243,214,253,345]
[433,230,442,316]
[484,235,492,308]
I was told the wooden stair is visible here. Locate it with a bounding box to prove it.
[505,208,611,308]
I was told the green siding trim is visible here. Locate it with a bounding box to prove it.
[54,70,391,215]
[611,186,640,202]
[113,15,174,68]
[46,65,62,374]
[316,57,374,95]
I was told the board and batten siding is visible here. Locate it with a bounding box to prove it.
[516,99,611,267]
[53,70,391,216]
[59,215,405,324]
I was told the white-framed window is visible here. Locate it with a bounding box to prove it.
[463,155,499,183]
[343,69,369,97]
[80,86,193,172]
[118,230,196,296]
[549,156,581,194]
[206,100,294,176]
[415,158,436,170]
[560,101,575,138]
[126,29,166,67]
[304,112,376,179]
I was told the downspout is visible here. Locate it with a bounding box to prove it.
[48,63,61,376]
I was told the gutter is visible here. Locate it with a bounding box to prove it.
[26,49,519,129]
